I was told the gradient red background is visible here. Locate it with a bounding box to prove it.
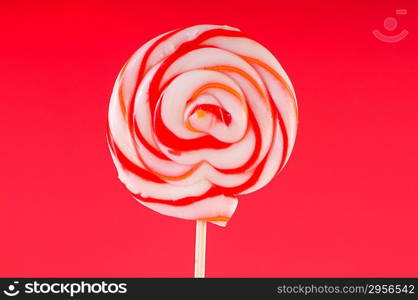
[1,0,417,277]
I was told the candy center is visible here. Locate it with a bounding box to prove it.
[187,103,232,133]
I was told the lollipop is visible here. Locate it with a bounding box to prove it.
[107,25,298,277]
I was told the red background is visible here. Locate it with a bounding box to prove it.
[1,0,417,277]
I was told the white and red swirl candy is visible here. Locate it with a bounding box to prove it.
[107,25,298,226]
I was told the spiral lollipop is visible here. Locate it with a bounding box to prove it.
[107,25,298,277]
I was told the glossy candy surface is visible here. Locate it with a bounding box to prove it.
[107,25,298,226]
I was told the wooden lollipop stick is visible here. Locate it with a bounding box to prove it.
[194,220,207,278]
